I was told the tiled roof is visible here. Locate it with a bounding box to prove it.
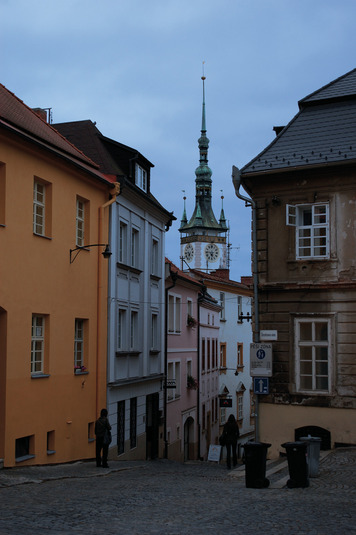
[241,68,356,175]
[0,84,98,168]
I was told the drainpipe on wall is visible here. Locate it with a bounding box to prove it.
[164,265,178,459]
[96,182,121,418]
[197,291,202,460]
[232,166,260,441]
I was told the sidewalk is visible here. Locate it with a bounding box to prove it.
[0,447,355,489]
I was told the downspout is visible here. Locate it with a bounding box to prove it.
[232,166,259,342]
[164,265,178,459]
[232,166,260,441]
[197,291,202,460]
[96,182,121,417]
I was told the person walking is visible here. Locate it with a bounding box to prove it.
[223,414,240,469]
[95,408,112,468]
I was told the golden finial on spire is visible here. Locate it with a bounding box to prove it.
[202,61,206,81]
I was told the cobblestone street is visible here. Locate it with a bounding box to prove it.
[0,448,355,535]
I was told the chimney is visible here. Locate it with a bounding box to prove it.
[32,108,51,123]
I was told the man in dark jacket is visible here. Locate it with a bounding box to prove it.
[95,408,111,468]
[223,414,240,469]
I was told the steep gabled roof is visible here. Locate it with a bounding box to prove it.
[0,84,99,168]
[241,68,356,176]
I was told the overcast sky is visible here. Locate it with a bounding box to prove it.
[2,0,356,279]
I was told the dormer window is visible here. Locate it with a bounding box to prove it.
[135,164,147,192]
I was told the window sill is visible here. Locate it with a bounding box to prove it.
[150,274,161,281]
[47,450,56,455]
[16,454,36,463]
[150,349,160,355]
[33,232,52,240]
[88,438,95,443]
[31,373,50,379]
[116,262,142,275]
[115,351,141,357]
[220,319,227,323]
[74,370,89,375]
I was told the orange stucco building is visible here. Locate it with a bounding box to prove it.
[0,85,117,466]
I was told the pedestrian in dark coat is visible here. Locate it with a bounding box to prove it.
[223,414,240,469]
[95,408,111,468]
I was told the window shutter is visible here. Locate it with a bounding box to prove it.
[286,204,296,226]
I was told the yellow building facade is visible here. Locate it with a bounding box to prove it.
[0,86,116,466]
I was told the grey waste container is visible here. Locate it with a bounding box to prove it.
[281,441,309,488]
[243,442,271,489]
[300,436,321,477]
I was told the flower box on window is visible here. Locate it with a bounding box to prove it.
[187,375,198,390]
[74,365,87,374]
[187,315,197,328]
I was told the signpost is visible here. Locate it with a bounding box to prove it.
[253,377,269,395]
[250,343,272,377]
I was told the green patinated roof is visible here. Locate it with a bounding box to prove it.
[180,77,228,234]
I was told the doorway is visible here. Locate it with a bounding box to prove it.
[146,393,159,460]
[184,416,195,461]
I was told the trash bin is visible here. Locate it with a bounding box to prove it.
[300,436,321,477]
[281,441,309,488]
[243,442,271,488]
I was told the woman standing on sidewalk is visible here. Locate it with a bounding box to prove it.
[222,414,240,469]
[95,408,112,468]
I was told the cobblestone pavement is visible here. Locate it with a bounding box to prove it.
[0,448,355,535]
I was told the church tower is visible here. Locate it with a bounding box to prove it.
[179,75,228,271]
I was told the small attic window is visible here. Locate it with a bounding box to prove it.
[135,164,147,192]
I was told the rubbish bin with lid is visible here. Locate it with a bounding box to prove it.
[281,441,309,488]
[243,442,271,489]
[300,436,321,477]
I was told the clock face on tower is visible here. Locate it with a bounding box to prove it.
[184,243,194,263]
[204,243,220,262]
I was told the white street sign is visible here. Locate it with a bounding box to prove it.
[260,330,278,341]
[250,343,273,377]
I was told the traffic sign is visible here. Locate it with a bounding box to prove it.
[253,377,269,395]
[250,343,272,377]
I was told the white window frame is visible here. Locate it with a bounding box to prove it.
[220,292,225,320]
[117,308,127,350]
[130,310,138,350]
[151,238,159,275]
[167,361,181,401]
[237,393,243,421]
[151,312,159,350]
[74,319,84,368]
[76,198,85,247]
[135,164,147,192]
[295,317,332,394]
[168,294,181,334]
[31,315,44,374]
[286,203,329,259]
[131,227,139,267]
[119,221,127,264]
[33,181,45,235]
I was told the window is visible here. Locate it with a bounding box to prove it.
[47,430,55,454]
[151,313,158,350]
[33,181,46,235]
[220,343,226,372]
[187,360,192,378]
[74,319,86,370]
[202,404,206,431]
[286,203,329,259]
[0,162,5,225]
[237,394,243,421]
[31,315,45,374]
[135,164,147,192]
[237,342,243,369]
[237,296,242,322]
[187,298,193,324]
[88,423,95,443]
[130,397,137,449]
[119,221,127,263]
[117,400,125,455]
[151,238,159,275]
[76,198,85,246]
[118,308,127,350]
[131,228,139,267]
[220,407,226,425]
[296,318,331,393]
[167,361,181,401]
[168,294,181,333]
[15,435,35,462]
[207,339,211,370]
[130,311,138,349]
[220,292,225,320]
[201,338,206,372]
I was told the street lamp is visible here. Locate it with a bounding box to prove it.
[69,244,112,264]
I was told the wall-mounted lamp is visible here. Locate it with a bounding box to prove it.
[70,243,112,264]
[239,311,251,323]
